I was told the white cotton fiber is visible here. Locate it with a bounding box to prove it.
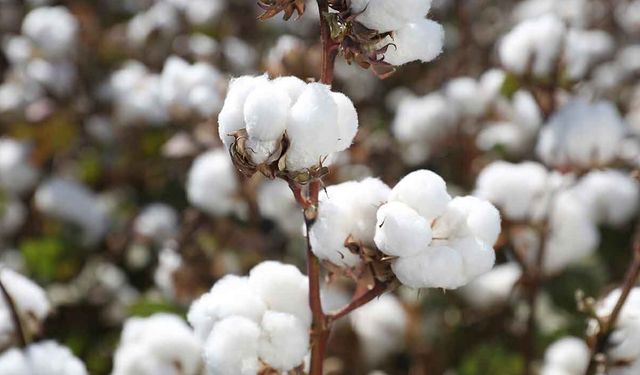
[383,20,444,66]
[243,83,290,142]
[331,92,359,151]
[204,316,260,375]
[541,337,590,375]
[459,262,522,309]
[258,311,309,371]
[391,245,466,289]
[389,170,451,222]
[374,202,431,257]
[218,75,268,147]
[352,0,432,33]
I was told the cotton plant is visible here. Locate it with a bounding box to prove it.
[0,340,88,375]
[187,261,311,374]
[112,313,203,375]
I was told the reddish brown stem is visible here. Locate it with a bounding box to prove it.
[327,277,397,323]
[0,270,27,348]
[316,0,338,85]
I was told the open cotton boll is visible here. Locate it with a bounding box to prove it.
[186,149,244,217]
[374,201,431,257]
[564,29,614,80]
[11,341,87,375]
[0,137,40,195]
[607,319,640,363]
[459,262,522,309]
[0,267,50,348]
[127,2,180,47]
[570,169,640,227]
[597,288,640,326]
[204,316,260,375]
[450,237,497,281]
[218,75,269,147]
[350,294,407,366]
[474,161,551,221]
[34,178,109,245]
[21,6,78,59]
[112,313,202,375]
[133,203,178,244]
[351,0,432,33]
[257,179,303,236]
[499,14,566,76]
[541,337,589,375]
[187,275,267,341]
[286,83,340,171]
[331,92,359,151]
[444,77,491,118]
[271,76,307,103]
[388,170,451,222]
[248,261,311,326]
[536,99,626,169]
[243,83,291,142]
[392,245,467,289]
[258,311,309,371]
[310,197,361,267]
[382,19,444,66]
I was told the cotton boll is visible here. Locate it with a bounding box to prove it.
[187,275,267,341]
[127,2,180,47]
[18,341,87,375]
[444,77,491,118]
[450,237,496,281]
[218,75,268,147]
[204,316,260,375]
[286,83,340,171]
[536,99,626,169]
[133,203,178,244]
[112,313,202,375]
[310,198,361,267]
[607,319,640,363]
[389,170,451,222]
[541,337,589,375]
[564,29,614,80]
[459,262,522,309]
[499,14,566,76]
[0,138,40,195]
[271,76,307,102]
[374,202,431,257]
[257,179,303,236]
[350,294,407,366]
[34,178,109,245]
[243,83,291,142]
[348,178,391,240]
[248,261,311,326]
[258,311,309,371]
[331,92,359,152]
[352,0,432,33]
[186,149,244,217]
[0,348,29,374]
[383,19,444,66]
[22,6,78,59]
[392,245,466,289]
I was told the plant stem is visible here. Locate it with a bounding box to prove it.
[316,0,337,85]
[327,277,397,323]
[586,225,640,374]
[0,269,27,348]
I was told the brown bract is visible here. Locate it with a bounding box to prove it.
[257,0,306,21]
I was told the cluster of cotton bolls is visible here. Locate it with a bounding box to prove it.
[112,313,202,375]
[187,261,310,374]
[0,5,78,116]
[349,0,444,66]
[499,13,614,80]
[218,74,358,172]
[0,340,88,375]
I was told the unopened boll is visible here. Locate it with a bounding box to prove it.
[112,313,202,375]
[310,178,391,267]
[0,341,87,375]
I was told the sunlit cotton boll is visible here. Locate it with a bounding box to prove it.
[112,313,202,375]
[34,178,109,245]
[0,137,39,195]
[310,178,391,267]
[0,341,87,375]
[540,337,589,375]
[381,19,444,66]
[459,262,522,310]
[21,6,78,59]
[186,149,245,217]
[350,294,407,366]
[204,316,261,375]
[133,203,179,244]
[499,14,566,76]
[258,310,309,371]
[0,267,50,349]
[388,170,451,222]
[536,99,626,170]
[351,0,432,33]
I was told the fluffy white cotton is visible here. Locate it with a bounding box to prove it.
[564,29,614,80]
[474,161,559,221]
[0,138,39,195]
[0,199,27,238]
[0,341,87,375]
[570,169,639,227]
[160,56,223,118]
[310,178,391,267]
[34,178,109,244]
[271,76,307,102]
[258,311,309,371]
[499,14,566,76]
[331,92,359,151]
[204,316,261,375]
[459,262,522,309]
[374,201,431,257]
[112,313,202,375]
[388,170,451,222]
[127,2,180,47]
[392,244,467,289]
[444,77,493,118]
[257,179,302,236]
[218,75,268,147]
[22,6,78,59]
[597,288,640,367]
[536,99,627,170]
[0,267,50,348]
[186,149,244,217]
[541,337,589,375]
[383,20,444,66]
[351,294,407,365]
[133,203,178,244]
[351,0,432,33]
[248,261,310,325]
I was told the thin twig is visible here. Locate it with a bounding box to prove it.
[327,277,398,323]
